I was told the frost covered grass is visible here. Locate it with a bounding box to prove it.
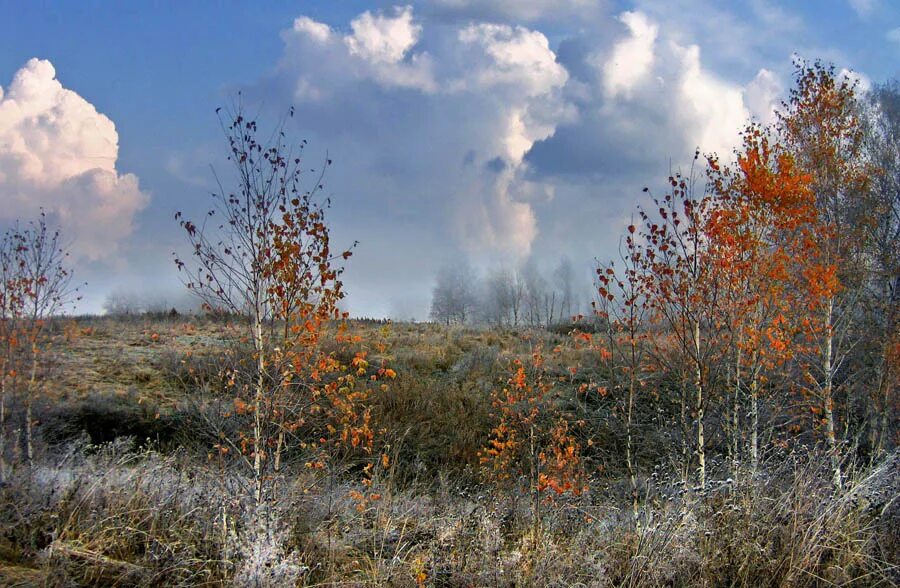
[0,437,895,586]
[0,317,896,586]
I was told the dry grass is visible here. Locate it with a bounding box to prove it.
[0,316,895,586]
[0,439,896,586]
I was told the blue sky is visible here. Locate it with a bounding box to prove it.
[0,1,897,316]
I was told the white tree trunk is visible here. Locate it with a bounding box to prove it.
[693,320,705,490]
[823,298,842,490]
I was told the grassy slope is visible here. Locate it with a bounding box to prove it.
[0,315,895,587]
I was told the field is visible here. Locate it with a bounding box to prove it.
[0,314,896,587]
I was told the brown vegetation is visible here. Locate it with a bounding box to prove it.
[0,63,897,586]
[0,316,894,586]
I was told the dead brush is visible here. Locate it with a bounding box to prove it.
[321,443,434,587]
[610,450,900,587]
[29,440,230,586]
[369,370,493,483]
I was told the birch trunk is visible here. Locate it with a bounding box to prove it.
[0,371,6,483]
[823,298,842,490]
[253,298,266,506]
[693,320,705,489]
[750,369,760,474]
[25,346,37,465]
[627,370,638,522]
[732,342,742,476]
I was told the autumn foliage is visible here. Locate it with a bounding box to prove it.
[481,347,585,527]
[0,59,896,587]
[175,105,391,508]
[580,60,891,494]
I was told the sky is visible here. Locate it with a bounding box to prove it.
[0,0,897,318]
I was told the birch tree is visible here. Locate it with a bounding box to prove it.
[176,104,385,511]
[778,62,872,489]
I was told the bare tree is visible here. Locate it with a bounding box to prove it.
[483,266,515,326]
[511,265,526,326]
[102,291,143,316]
[520,258,547,327]
[476,258,582,329]
[862,80,900,456]
[13,213,80,465]
[0,230,27,481]
[430,259,477,325]
[553,256,577,322]
[175,103,365,511]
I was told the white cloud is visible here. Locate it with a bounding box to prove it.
[459,167,539,254]
[457,23,567,98]
[673,42,749,157]
[602,11,657,99]
[292,16,331,44]
[630,0,806,78]
[257,4,832,316]
[839,67,872,93]
[0,58,149,261]
[345,6,421,64]
[558,11,754,163]
[454,23,570,163]
[282,10,435,94]
[274,8,570,258]
[744,68,781,126]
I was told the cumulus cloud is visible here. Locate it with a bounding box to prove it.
[528,9,771,184]
[282,8,435,95]
[744,68,781,126]
[512,8,793,297]
[673,43,750,157]
[453,23,569,162]
[0,58,149,261]
[456,24,567,100]
[292,16,331,44]
[252,5,814,316]
[601,11,657,99]
[839,67,872,93]
[270,7,570,259]
[345,6,421,64]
